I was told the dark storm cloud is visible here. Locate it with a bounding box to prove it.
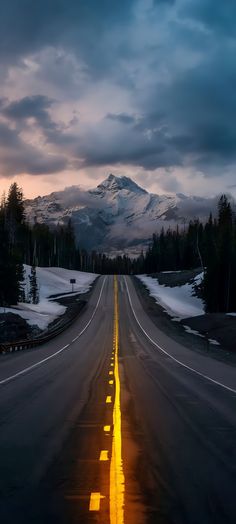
[0,0,236,183]
[106,113,137,125]
[66,1,236,174]
[148,47,236,171]
[78,3,236,175]
[0,0,136,76]
[75,122,182,170]
[0,121,67,176]
[3,95,57,131]
[153,0,176,5]
[0,95,79,177]
[182,0,236,37]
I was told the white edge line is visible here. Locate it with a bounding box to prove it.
[0,277,106,386]
[124,277,236,395]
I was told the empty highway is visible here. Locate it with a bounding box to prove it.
[0,276,236,523]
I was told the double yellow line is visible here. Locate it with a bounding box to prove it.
[110,275,125,524]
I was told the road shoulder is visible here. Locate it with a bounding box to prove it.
[132,276,236,367]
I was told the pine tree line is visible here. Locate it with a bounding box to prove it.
[202,196,236,312]
[143,195,236,313]
[144,222,204,274]
[0,184,25,305]
[1,183,235,313]
[0,183,139,306]
[0,183,79,306]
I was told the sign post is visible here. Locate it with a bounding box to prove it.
[70,278,76,292]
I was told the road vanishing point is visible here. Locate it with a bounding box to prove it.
[0,276,236,523]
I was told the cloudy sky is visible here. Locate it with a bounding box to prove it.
[0,0,236,198]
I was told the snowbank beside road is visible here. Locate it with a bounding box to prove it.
[137,273,204,320]
[0,266,98,330]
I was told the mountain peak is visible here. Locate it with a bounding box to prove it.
[96,173,147,194]
[24,174,217,254]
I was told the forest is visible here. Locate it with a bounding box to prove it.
[0,183,235,313]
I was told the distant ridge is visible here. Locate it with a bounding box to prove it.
[24,174,219,254]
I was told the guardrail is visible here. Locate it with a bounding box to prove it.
[0,300,86,354]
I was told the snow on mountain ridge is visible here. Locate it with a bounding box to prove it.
[24,174,218,253]
[94,173,147,195]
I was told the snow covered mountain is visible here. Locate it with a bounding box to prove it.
[24,174,218,254]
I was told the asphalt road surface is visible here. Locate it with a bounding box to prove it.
[0,275,236,524]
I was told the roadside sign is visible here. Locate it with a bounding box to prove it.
[70,278,76,292]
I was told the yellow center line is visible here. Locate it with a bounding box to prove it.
[109,379,114,385]
[106,395,112,403]
[109,371,114,376]
[104,425,111,433]
[100,450,109,461]
[110,275,125,524]
[89,492,105,511]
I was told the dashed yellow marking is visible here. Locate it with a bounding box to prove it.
[90,278,124,520]
[110,275,125,524]
[100,450,109,461]
[89,492,103,511]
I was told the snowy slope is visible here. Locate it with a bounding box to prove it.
[0,266,98,330]
[137,273,222,345]
[137,273,204,319]
[24,174,218,253]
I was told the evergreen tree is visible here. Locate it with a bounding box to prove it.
[28,265,39,304]
[202,196,234,312]
[6,182,25,247]
[202,213,219,312]
[0,183,25,305]
[218,195,233,311]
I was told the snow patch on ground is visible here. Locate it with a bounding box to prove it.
[137,273,204,319]
[183,325,205,338]
[208,338,220,346]
[0,266,98,330]
[137,273,220,346]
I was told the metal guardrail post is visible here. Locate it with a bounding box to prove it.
[0,300,86,354]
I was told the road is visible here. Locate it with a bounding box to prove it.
[0,275,236,523]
